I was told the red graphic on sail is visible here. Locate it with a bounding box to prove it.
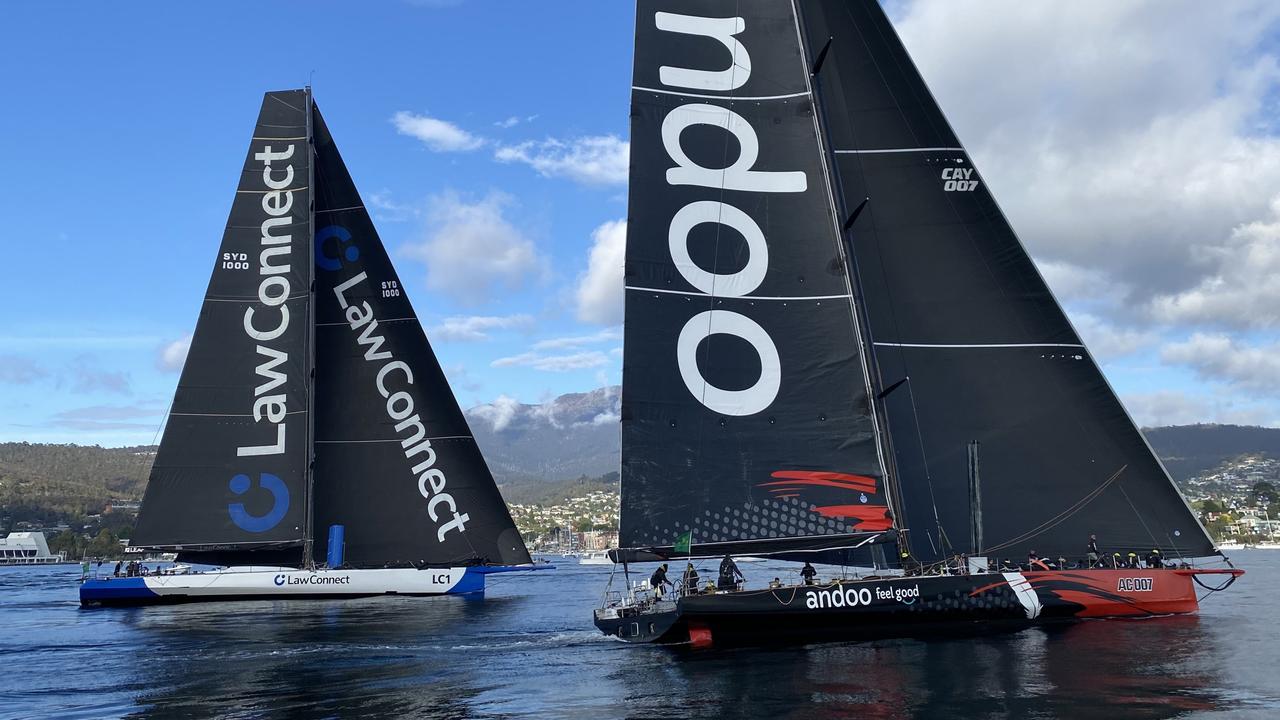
[760,471,893,531]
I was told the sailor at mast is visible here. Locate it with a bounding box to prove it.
[718,555,745,591]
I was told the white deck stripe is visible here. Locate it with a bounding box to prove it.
[874,342,1085,349]
[626,286,849,301]
[632,86,810,102]
[834,147,965,154]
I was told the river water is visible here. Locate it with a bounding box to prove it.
[2,551,1277,719]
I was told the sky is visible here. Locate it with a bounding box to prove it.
[1,0,1278,447]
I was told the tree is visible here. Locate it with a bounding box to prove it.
[1250,481,1277,507]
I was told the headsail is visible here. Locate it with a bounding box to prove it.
[797,0,1216,560]
[134,90,313,553]
[309,103,531,568]
[619,0,896,558]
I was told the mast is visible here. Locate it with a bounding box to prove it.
[302,85,318,569]
[792,0,912,558]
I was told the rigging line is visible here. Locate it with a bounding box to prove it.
[834,147,965,154]
[625,286,850,301]
[631,86,810,102]
[982,465,1128,554]
[1117,482,1163,551]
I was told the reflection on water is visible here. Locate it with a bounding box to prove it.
[3,554,1278,719]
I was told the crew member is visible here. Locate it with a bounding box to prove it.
[801,562,818,586]
[1147,549,1163,569]
[1087,534,1101,568]
[682,562,700,595]
[1127,551,1139,569]
[650,563,672,598]
[113,560,123,577]
[718,554,745,591]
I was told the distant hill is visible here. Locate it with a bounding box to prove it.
[0,442,153,528]
[1143,424,1280,481]
[4,390,1278,526]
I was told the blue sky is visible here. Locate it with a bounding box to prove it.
[2,0,1278,446]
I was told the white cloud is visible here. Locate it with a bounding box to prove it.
[532,327,622,351]
[392,111,485,152]
[1161,333,1280,395]
[895,1,1280,328]
[431,314,534,342]
[1123,390,1276,428]
[157,334,191,373]
[575,219,626,325]
[494,115,537,129]
[402,191,547,305]
[367,190,421,223]
[495,135,629,185]
[1071,314,1156,362]
[1152,198,1280,328]
[470,394,521,431]
[491,350,610,372]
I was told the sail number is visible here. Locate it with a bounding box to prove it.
[222,252,250,270]
[941,167,979,192]
[381,280,401,298]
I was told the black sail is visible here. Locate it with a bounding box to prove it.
[309,103,530,568]
[619,0,897,559]
[797,0,1216,560]
[134,90,313,553]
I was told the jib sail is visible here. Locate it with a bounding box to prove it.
[618,0,898,560]
[134,90,313,552]
[796,0,1216,560]
[309,102,531,568]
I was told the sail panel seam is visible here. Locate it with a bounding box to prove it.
[834,147,964,154]
[626,286,849,301]
[314,436,472,444]
[631,86,810,101]
[874,342,1085,349]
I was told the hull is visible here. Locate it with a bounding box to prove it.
[80,566,485,607]
[595,568,1242,648]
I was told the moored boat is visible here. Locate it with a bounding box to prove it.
[593,0,1242,648]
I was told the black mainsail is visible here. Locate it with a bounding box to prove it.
[132,90,530,570]
[616,0,1217,565]
[619,0,898,561]
[310,103,530,568]
[797,0,1216,561]
[134,90,313,555]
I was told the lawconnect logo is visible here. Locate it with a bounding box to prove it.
[228,473,289,533]
[315,225,359,271]
[273,573,352,587]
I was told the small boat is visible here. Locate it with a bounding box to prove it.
[580,551,615,565]
[593,0,1241,648]
[82,89,542,607]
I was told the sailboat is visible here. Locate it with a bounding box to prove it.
[593,1,1242,647]
[81,89,540,606]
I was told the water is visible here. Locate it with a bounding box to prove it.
[2,552,1278,719]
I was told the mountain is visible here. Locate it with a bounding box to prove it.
[1144,424,1280,481]
[6,389,1280,526]
[466,386,621,487]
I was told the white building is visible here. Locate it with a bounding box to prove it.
[0,532,67,565]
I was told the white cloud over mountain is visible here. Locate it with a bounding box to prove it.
[431,314,534,342]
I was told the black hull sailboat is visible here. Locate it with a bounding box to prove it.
[593,0,1241,647]
[82,90,539,606]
